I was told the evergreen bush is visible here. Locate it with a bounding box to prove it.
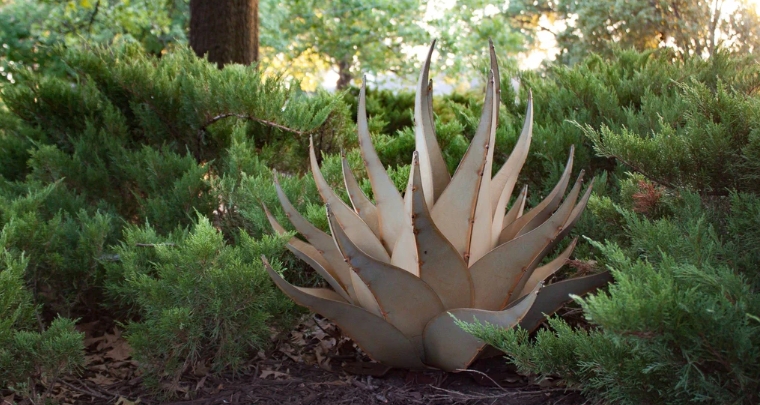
[464,191,760,404]
[452,49,760,405]
[0,43,352,394]
[105,218,298,389]
[460,65,760,405]
[0,251,84,402]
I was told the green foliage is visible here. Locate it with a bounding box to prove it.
[106,217,298,388]
[424,0,526,75]
[466,185,760,405]
[0,42,351,394]
[0,0,188,83]
[0,43,352,314]
[0,251,35,342]
[344,87,415,135]
[1,317,85,401]
[0,181,115,316]
[261,0,530,87]
[725,192,760,285]
[1,251,84,401]
[515,49,760,195]
[4,44,352,168]
[571,51,760,194]
[442,48,760,405]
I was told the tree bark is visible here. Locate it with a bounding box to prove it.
[336,59,353,90]
[189,0,259,67]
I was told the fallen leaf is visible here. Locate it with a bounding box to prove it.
[278,344,301,362]
[109,364,134,380]
[88,373,116,386]
[260,369,290,380]
[115,397,141,405]
[193,361,209,377]
[75,320,101,336]
[105,340,132,361]
[84,354,104,366]
[195,376,207,392]
[290,331,305,345]
[84,334,105,348]
[315,349,330,371]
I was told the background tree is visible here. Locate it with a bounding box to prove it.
[265,0,429,90]
[189,0,259,66]
[424,0,527,79]
[505,0,760,64]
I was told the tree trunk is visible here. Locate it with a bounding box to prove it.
[189,0,259,67]
[336,60,353,90]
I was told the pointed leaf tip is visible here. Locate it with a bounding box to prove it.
[415,39,449,206]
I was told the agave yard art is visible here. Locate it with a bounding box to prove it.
[261,41,612,371]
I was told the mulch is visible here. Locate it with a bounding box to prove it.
[3,315,586,405]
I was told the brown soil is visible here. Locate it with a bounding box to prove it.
[4,316,586,405]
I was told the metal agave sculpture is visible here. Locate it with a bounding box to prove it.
[261,41,611,371]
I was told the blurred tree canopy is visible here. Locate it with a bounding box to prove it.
[505,0,760,64]
[0,0,528,90]
[260,0,429,90]
[2,0,760,90]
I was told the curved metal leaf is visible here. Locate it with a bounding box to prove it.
[263,202,331,272]
[502,185,528,229]
[422,284,539,371]
[553,177,596,244]
[472,174,584,310]
[391,163,419,275]
[516,148,575,237]
[411,152,473,309]
[499,151,576,242]
[491,93,533,239]
[505,177,593,304]
[273,174,356,300]
[469,54,502,264]
[389,225,419,275]
[263,257,426,368]
[519,271,613,332]
[341,155,381,237]
[518,238,577,299]
[356,78,410,252]
[296,287,349,303]
[415,40,450,207]
[488,39,501,120]
[309,137,391,263]
[263,204,352,303]
[328,207,444,350]
[432,72,495,262]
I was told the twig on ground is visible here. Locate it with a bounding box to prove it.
[454,368,509,392]
[58,380,112,400]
